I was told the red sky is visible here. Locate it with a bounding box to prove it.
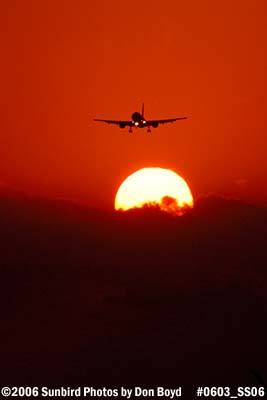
[1,0,267,209]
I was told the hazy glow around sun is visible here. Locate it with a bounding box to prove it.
[115,168,193,215]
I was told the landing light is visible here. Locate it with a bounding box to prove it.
[142,120,146,124]
[134,122,139,126]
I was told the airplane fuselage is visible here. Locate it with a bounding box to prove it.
[131,111,146,127]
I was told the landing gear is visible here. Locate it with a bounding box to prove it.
[147,127,151,133]
[129,127,133,133]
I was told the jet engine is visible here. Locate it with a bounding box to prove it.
[152,122,159,128]
[119,123,126,129]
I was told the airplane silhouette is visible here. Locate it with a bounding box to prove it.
[94,103,187,133]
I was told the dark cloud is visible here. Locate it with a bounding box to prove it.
[0,190,267,389]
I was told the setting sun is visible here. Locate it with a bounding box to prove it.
[115,168,193,215]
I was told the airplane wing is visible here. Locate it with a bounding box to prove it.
[94,119,132,126]
[146,117,187,126]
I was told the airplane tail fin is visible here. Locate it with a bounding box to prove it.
[141,103,144,118]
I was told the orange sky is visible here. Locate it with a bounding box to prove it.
[1,0,267,209]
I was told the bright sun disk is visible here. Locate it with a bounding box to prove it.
[115,167,193,216]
